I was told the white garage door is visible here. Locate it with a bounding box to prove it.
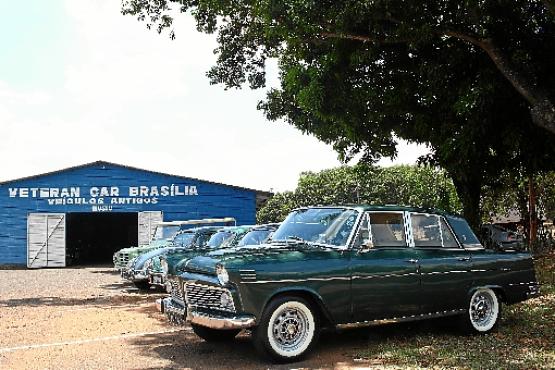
[137,211,163,246]
[27,213,66,268]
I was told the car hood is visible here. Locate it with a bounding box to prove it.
[181,243,339,275]
[116,240,169,255]
[134,246,186,269]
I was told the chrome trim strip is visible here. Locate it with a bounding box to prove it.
[352,272,419,280]
[508,281,539,286]
[421,270,469,275]
[336,309,466,329]
[242,276,351,284]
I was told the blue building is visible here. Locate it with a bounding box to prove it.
[0,161,271,267]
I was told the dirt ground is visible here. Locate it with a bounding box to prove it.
[0,266,382,370]
[1,265,552,370]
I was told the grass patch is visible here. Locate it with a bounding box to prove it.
[357,253,555,369]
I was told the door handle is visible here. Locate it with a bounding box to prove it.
[457,257,471,261]
[405,259,419,264]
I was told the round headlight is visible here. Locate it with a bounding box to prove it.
[216,264,229,285]
[160,258,169,275]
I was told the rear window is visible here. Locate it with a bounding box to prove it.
[446,216,481,248]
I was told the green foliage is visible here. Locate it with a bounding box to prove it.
[122,0,555,227]
[257,164,461,223]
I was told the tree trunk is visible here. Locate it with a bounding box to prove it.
[451,176,482,232]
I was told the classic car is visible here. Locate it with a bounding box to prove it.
[480,224,525,251]
[122,226,219,289]
[159,206,540,362]
[154,224,279,299]
[113,217,236,269]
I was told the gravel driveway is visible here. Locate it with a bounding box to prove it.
[0,266,377,369]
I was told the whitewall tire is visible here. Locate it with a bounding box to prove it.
[253,296,319,362]
[464,287,500,333]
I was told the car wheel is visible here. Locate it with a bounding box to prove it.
[133,281,151,290]
[461,287,500,333]
[191,324,240,342]
[253,295,319,363]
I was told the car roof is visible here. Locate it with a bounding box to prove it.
[292,205,461,218]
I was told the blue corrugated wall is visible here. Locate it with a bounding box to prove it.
[0,162,257,265]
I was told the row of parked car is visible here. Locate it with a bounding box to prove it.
[113,205,540,363]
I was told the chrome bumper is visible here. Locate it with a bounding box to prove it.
[121,269,147,282]
[160,297,187,325]
[187,308,256,330]
[527,282,541,298]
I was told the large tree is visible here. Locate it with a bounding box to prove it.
[122,0,555,227]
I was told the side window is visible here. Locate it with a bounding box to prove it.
[411,214,442,247]
[440,219,459,248]
[411,214,460,248]
[354,213,372,248]
[174,233,187,246]
[369,212,406,247]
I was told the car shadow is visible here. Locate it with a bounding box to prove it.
[127,317,462,369]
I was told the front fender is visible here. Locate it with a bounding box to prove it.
[242,285,335,325]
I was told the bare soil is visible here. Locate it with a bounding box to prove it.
[0,266,373,369]
[1,264,552,369]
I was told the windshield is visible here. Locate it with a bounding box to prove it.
[195,232,214,247]
[271,208,359,247]
[172,232,195,246]
[237,230,272,246]
[153,225,180,241]
[207,231,234,248]
[446,216,482,247]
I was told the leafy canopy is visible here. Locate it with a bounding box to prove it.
[257,164,461,223]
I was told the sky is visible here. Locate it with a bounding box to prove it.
[0,0,428,192]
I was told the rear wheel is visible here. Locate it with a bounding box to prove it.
[460,287,500,333]
[253,295,319,363]
[191,324,240,342]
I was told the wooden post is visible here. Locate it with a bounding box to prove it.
[529,176,537,245]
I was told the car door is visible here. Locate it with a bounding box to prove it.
[410,213,473,313]
[350,211,421,321]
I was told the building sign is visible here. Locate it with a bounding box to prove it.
[7,185,198,212]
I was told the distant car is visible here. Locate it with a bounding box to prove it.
[160,206,539,362]
[113,218,236,269]
[122,226,219,289]
[480,224,525,250]
[152,224,279,297]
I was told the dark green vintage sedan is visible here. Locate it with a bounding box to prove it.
[160,206,539,362]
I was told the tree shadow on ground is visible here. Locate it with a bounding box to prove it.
[0,293,164,308]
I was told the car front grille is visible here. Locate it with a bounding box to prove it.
[184,283,235,312]
[114,252,130,267]
[170,280,184,302]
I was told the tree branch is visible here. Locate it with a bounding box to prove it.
[318,31,411,44]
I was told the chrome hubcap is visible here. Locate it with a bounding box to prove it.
[272,308,309,352]
[470,293,494,327]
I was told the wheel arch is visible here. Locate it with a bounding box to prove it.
[468,284,506,303]
[260,287,334,328]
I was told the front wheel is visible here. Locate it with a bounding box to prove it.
[253,296,319,363]
[133,281,151,290]
[460,287,501,333]
[191,324,240,342]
